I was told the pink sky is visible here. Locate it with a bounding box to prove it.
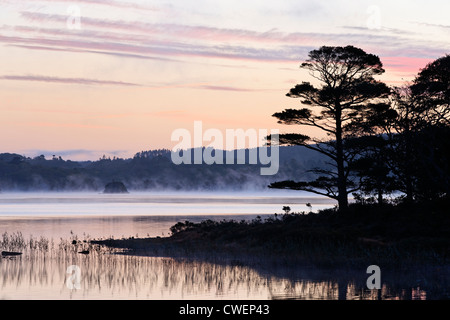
[0,0,449,160]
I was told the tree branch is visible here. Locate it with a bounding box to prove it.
[268,180,339,200]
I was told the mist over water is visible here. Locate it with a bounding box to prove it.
[0,190,335,239]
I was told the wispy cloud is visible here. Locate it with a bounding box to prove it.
[18,11,410,48]
[0,73,269,93]
[8,44,181,63]
[340,25,414,36]
[0,33,304,64]
[194,85,262,92]
[10,10,449,67]
[28,122,115,129]
[14,0,160,12]
[413,22,450,30]
[0,74,141,86]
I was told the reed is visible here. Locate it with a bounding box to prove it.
[1,230,448,299]
[1,231,26,252]
[94,201,449,269]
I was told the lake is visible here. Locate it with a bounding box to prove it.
[0,191,335,239]
[0,191,448,300]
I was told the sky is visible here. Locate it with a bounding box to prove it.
[0,0,449,160]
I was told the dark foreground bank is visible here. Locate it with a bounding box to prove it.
[91,199,450,267]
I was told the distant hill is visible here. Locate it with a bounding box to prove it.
[0,146,329,191]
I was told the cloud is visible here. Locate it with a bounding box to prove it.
[12,11,448,64]
[18,11,408,47]
[3,29,443,81]
[340,25,414,36]
[28,122,115,129]
[0,74,141,86]
[4,10,447,79]
[8,44,181,63]
[0,32,303,64]
[413,22,450,30]
[0,71,269,92]
[194,85,262,92]
[19,0,160,12]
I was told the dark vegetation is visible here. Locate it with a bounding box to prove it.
[268,46,450,210]
[268,45,390,210]
[92,197,450,267]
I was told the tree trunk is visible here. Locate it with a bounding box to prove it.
[337,279,348,300]
[377,174,383,206]
[404,130,414,204]
[335,103,348,211]
[377,188,383,206]
[405,175,414,204]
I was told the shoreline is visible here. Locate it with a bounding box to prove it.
[91,201,450,269]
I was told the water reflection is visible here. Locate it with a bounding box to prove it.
[0,215,271,240]
[1,243,447,300]
[1,193,446,300]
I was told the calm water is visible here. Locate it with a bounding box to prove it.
[0,191,448,300]
[0,191,333,239]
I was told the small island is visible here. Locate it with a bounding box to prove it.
[103,181,129,194]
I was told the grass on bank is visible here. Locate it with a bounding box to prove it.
[91,198,450,267]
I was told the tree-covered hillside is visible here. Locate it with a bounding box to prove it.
[0,146,328,191]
